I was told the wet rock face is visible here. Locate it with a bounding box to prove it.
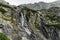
[0,0,60,40]
[12,7,60,40]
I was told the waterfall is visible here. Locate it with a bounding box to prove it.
[22,37,29,40]
[24,28,31,35]
[21,12,24,27]
[20,12,31,35]
[0,24,3,33]
[0,29,3,33]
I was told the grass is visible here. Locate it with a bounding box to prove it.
[0,33,10,40]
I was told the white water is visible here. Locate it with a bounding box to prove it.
[0,29,3,33]
[22,37,29,40]
[24,28,31,35]
[20,12,31,35]
[21,12,24,27]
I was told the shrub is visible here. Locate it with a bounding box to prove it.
[0,33,10,40]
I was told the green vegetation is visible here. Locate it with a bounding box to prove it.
[0,4,17,23]
[43,7,60,29]
[0,13,16,24]
[0,6,7,13]
[0,3,13,9]
[45,23,60,29]
[0,33,10,40]
[21,6,38,13]
[3,14,16,23]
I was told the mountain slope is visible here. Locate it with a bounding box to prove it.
[19,1,60,10]
[0,0,60,40]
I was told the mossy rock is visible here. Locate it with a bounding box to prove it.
[0,33,10,40]
[21,6,38,13]
[0,3,12,9]
[45,23,60,29]
[0,13,17,24]
[0,6,7,13]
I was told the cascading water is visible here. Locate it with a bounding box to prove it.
[0,1,60,40]
[20,12,31,35]
[0,24,3,33]
[20,12,31,40]
[21,12,24,27]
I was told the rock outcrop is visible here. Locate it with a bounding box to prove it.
[0,0,60,40]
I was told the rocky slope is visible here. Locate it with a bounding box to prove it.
[0,0,60,40]
[19,1,60,10]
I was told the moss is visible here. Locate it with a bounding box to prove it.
[0,13,17,23]
[0,3,17,13]
[45,23,60,29]
[49,7,60,10]
[0,6,7,13]
[40,7,60,30]
[2,16,16,23]
[0,33,10,40]
[0,3,13,9]
[29,16,38,32]
[21,6,38,13]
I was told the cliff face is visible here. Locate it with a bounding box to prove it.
[0,0,60,40]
